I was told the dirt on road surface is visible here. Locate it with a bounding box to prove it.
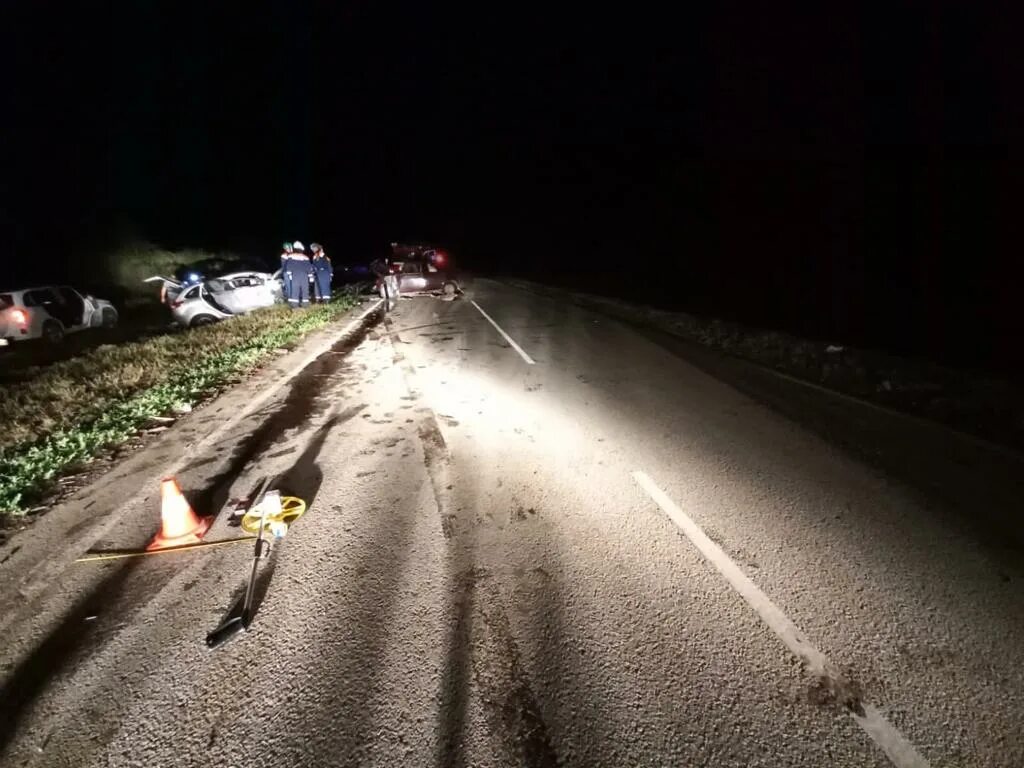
[1,281,1023,767]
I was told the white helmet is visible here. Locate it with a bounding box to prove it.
[292,240,305,251]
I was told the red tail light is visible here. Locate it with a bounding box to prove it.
[170,298,184,309]
[11,308,27,325]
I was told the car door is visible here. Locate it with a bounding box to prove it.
[423,263,444,291]
[144,275,184,305]
[23,288,61,331]
[226,273,275,311]
[247,273,278,307]
[269,269,285,301]
[57,287,89,328]
[41,286,83,328]
[202,279,243,315]
[398,262,426,292]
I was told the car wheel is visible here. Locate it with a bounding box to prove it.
[190,314,219,328]
[42,319,65,344]
[442,281,459,296]
[101,308,118,328]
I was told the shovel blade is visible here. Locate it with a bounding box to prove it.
[206,615,245,649]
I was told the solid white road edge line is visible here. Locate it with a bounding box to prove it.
[470,299,536,365]
[11,299,385,614]
[631,470,932,768]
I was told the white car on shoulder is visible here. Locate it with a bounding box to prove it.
[0,285,119,346]
[145,271,284,328]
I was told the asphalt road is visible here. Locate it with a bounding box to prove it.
[1,279,1023,767]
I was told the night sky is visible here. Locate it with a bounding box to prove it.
[3,3,1022,372]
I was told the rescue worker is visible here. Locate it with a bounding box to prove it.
[386,261,400,306]
[285,241,312,308]
[370,253,397,310]
[310,243,333,303]
[280,241,294,302]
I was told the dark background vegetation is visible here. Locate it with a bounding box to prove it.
[2,3,1021,373]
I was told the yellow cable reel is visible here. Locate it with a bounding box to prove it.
[241,495,307,535]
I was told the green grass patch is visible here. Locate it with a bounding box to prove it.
[0,291,362,517]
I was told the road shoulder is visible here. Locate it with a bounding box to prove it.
[0,300,383,631]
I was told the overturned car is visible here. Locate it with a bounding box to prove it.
[145,271,284,327]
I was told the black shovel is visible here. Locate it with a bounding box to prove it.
[206,478,273,648]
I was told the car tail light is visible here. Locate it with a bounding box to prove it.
[170,298,185,309]
[11,308,27,325]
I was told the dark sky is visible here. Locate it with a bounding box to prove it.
[3,3,1023,371]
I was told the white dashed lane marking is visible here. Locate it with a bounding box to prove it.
[470,300,536,365]
[632,470,932,768]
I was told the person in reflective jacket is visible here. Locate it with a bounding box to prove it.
[285,241,312,308]
[280,241,294,303]
[310,243,333,303]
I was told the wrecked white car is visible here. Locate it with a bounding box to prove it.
[145,271,284,328]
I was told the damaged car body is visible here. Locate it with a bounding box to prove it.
[385,243,462,298]
[145,271,284,327]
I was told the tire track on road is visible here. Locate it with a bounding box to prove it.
[393,308,558,767]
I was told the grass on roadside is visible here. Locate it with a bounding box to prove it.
[0,291,362,518]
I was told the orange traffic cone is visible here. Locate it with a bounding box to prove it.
[147,477,212,551]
